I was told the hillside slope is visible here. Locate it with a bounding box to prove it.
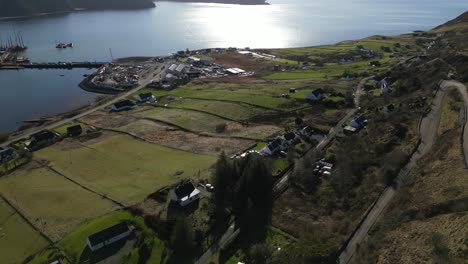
[351,12,468,264]
[0,0,155,17]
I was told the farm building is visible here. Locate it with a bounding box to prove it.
[0,148,17,164]
[138,93,156,103]
[305,88,325,102]
[350,115,368,129]
[225,68,246,75]
[67,125,83,137]
[86,222,131,252]
[112,100,135,112]
[171,181,201,207]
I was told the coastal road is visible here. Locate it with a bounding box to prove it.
[0,62,168,149]
[196,76,373,264]
[338,80,468,264]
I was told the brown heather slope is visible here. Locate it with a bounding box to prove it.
[352,127,468,264]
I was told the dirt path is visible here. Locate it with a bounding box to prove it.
[338,80,468,264]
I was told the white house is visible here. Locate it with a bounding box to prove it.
[112,100,135,112]
[305,88,325,102]
[137,93,156,104]
[86,222,131,252]
[171,181,201,207]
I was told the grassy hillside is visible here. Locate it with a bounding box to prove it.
[0,0,155,17]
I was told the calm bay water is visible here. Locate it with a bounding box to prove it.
[0,0,467,132]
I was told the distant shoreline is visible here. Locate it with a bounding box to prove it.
[0,0,268,20]
[156,0,269,5]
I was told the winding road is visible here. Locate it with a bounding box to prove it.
[338,80,468,264]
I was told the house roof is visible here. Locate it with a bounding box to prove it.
[176,64,186,72]
[31,130,57,142]
[312,88,324,96]
[114,100,135,109]
[174,181,197,199]
[139,93,154,100]
[67,125,82,133]
[169,64,178,71]
[87,222,129,247]
[267,138,283,151]
[284,132,297,141]
[353,115,367,125]
[0,148,14,159]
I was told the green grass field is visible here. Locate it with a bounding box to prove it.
[56,210,165,263]
[141,82,306,110]
[0,197,49,264]
[136,107,280,140]
[0,166,118,242]
[36,134,216,204]
[136,107,231,133]
[168,98,271,121]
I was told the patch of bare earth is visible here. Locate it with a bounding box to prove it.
[212,53,273,73]
[79,111,138,128]
[143,130,254,155]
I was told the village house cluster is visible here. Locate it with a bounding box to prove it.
[259,126,315,157]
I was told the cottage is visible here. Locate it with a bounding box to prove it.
[112,100,135,112]
[170,181,201,207]
[0,148,16,164]
[283,132,299,146]
[86,222,131,252]
[138,93,156,104]
[350,115,368,129]
[260,138,286,156]
[289,88,298,93]
[67,125,82,137]
[299,126,314,137]
[305,88,325,102]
